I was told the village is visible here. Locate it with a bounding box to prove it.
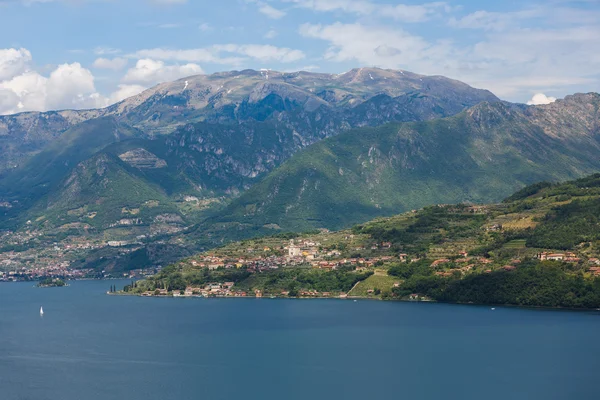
[0,224,166,281]
[4,213,600,289]
[135,237,600,297]
[180,238,399,272]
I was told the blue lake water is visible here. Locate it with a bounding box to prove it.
[1,280,599,400]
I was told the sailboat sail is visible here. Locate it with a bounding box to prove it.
[40,306,44,316]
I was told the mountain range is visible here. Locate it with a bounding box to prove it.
[0,68,497,225]
[0,67,598,272]
[219,93,600,231]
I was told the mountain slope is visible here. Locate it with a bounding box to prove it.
[0,117,143,209]
[1,68,499,231]
[0,109,103,173]
[0,67,498,173]
[108,67,498,134]
[31,152,177,228]
[217,93,600,231]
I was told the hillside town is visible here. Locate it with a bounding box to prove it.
[0,228,160,281]
[133,236,600,297]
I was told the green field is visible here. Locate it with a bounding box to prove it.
[348,270,400,297]
[503,239,527,249]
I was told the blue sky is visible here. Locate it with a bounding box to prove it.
[0,0,599,114]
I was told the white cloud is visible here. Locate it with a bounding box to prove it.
[299,22,443,69]
[286,0,374,14]
[291,65,320,72]
[264,29,278,39]
[382,2,448,22]
[130,44,305,64]
[45,63,97,110]
[0,71,48,113]
[122,59,203,85]
[16,0,188,3]
[299,19,600,100]
[129,48,242,64]
[0,89,20,113]
[214,44,305,63]
[448,9,541,32]
[285,0,449,22]
[527,93,557,105]
[0,52,106,114]
[94,47,122,56]
[0,48,32,81]
[92,57,128,71]
[109,84,147,104]
[259,3,286,18]
[199,23,212,32]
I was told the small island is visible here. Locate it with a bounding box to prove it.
[37,278,67,288]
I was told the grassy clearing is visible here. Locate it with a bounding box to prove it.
[348,270,400,297]
[502,216,538,230]
[504,239,527,249]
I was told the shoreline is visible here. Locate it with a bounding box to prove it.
[108,292,600,312]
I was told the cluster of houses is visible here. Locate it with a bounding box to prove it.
[0,266,93,282]
[538,252,582,263]
[589,267,600,276]
[142,282,241,297]
[426,251,600,277]
[184,239,403,273]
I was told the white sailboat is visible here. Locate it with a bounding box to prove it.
[40,306,44,316]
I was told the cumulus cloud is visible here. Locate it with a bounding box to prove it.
[122,59,203,85]
[0,49,107,114]
[109,84,147,104]
[258,3,286,18]
[92,57,128,71]
[0,48,32,81]
[527,93,557,105]
[299,22,441,68]
[0,89,20,112]
[45,63,99,110]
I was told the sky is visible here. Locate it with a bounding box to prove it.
[0,0,599,114]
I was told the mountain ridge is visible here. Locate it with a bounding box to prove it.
[1,67,500,231]
[213,93,600,232]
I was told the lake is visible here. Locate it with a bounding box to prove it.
[0,280,599,400]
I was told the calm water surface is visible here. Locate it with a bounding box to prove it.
[1,280,599,400]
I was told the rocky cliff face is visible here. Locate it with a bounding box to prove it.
[118,148,167,169]
[0,109,103,173]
